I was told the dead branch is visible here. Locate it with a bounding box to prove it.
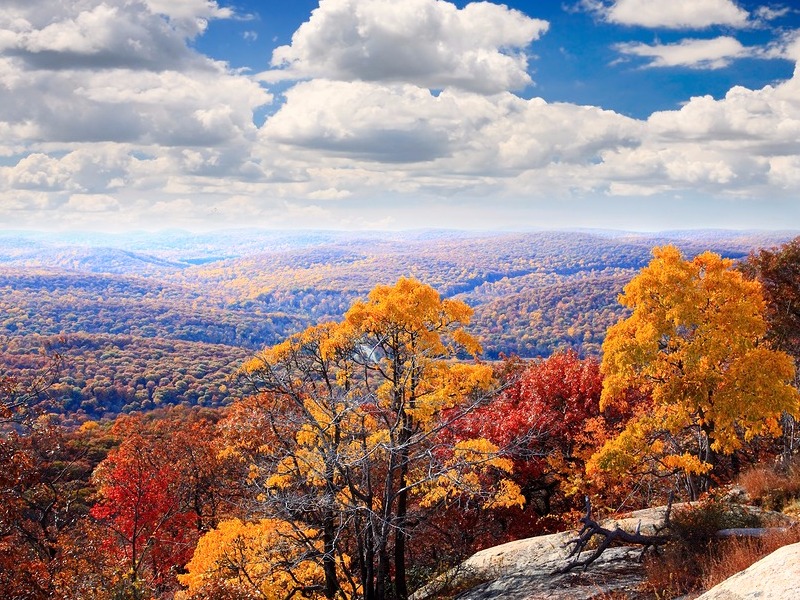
[556,494,673,574]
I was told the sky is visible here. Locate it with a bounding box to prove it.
[1,0,800,233]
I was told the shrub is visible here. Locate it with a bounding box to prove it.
[643,496,764,597]
[737,459,800,512]
[669,496,763,550]
[700,525,800,590]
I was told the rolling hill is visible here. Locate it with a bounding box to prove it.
[0,228,794,417]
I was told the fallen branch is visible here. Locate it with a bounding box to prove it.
[557,494,674,574]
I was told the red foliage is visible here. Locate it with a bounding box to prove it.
[89,408,233,596]
[90,433,198,591]
[455,352,603,507]
[427,351,615,559]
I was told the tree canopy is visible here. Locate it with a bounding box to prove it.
[589,246,799,495]
[211,278,520,600]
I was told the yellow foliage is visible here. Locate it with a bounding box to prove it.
[593,245,800,479]
[179,518,331,600]
[453,438,512,472]
[483,478,525,509]
[661,453,712,475]
[229,278,516,595]
[417,437,522,509]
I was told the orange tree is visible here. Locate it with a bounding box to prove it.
[589,246,799,498]
[211,278,522,600]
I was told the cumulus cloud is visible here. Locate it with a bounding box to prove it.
[589,0,750,29]
[616,36,749,69]
[593,68,800,200]
[1,0,800,231]
[0,1,212,71]
[259,80,641,175]
[0,0,272,188]
[263,0,549,94]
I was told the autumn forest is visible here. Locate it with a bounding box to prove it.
[2,229,800,600]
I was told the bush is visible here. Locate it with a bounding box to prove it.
[669,496,762,550]
[643,496,764,597]
[700,526,800,590]
[737,459,800,512]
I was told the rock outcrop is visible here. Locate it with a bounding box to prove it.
[412,505,675,600]
[413,505,798,600]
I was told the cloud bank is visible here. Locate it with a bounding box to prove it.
[0,0,799,231]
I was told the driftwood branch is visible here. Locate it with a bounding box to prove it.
[557,493,674,574]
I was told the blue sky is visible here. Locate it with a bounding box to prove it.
[197,1,797,118]
[1,0,800,232]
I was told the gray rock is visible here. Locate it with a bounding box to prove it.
[413,505,797,600]
[412,505,676,600]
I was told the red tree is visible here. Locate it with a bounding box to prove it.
[89,409,232,599]
[90,433,197,598]
[423,352,630,559]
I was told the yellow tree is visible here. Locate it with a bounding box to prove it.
[178,518,328,600]
[232,278,521,600]
[590,246,799,497]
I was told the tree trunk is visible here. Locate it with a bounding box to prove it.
[323,522,339,599]
[699,422,717,494]
[394,475,409,600]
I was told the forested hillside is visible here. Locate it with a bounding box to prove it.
[3,243,800,600]
[0,229,793,417]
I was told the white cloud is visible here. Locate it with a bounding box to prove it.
[594,70,800,199]
[593,0,750,29]
[0,0,272,156]
[263,0,549,94]
[259,80,641,176]
[616,36,749,69]
[768,155,800,187]
[1,0,800,231]
[5,153,71,190]
[308,188,352,200]
[762,29,800,61]
[254,58,800,219]
[754,6,791,22]
[648,80,800,145]
[0,1,210,71]
[143,0,234,38]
